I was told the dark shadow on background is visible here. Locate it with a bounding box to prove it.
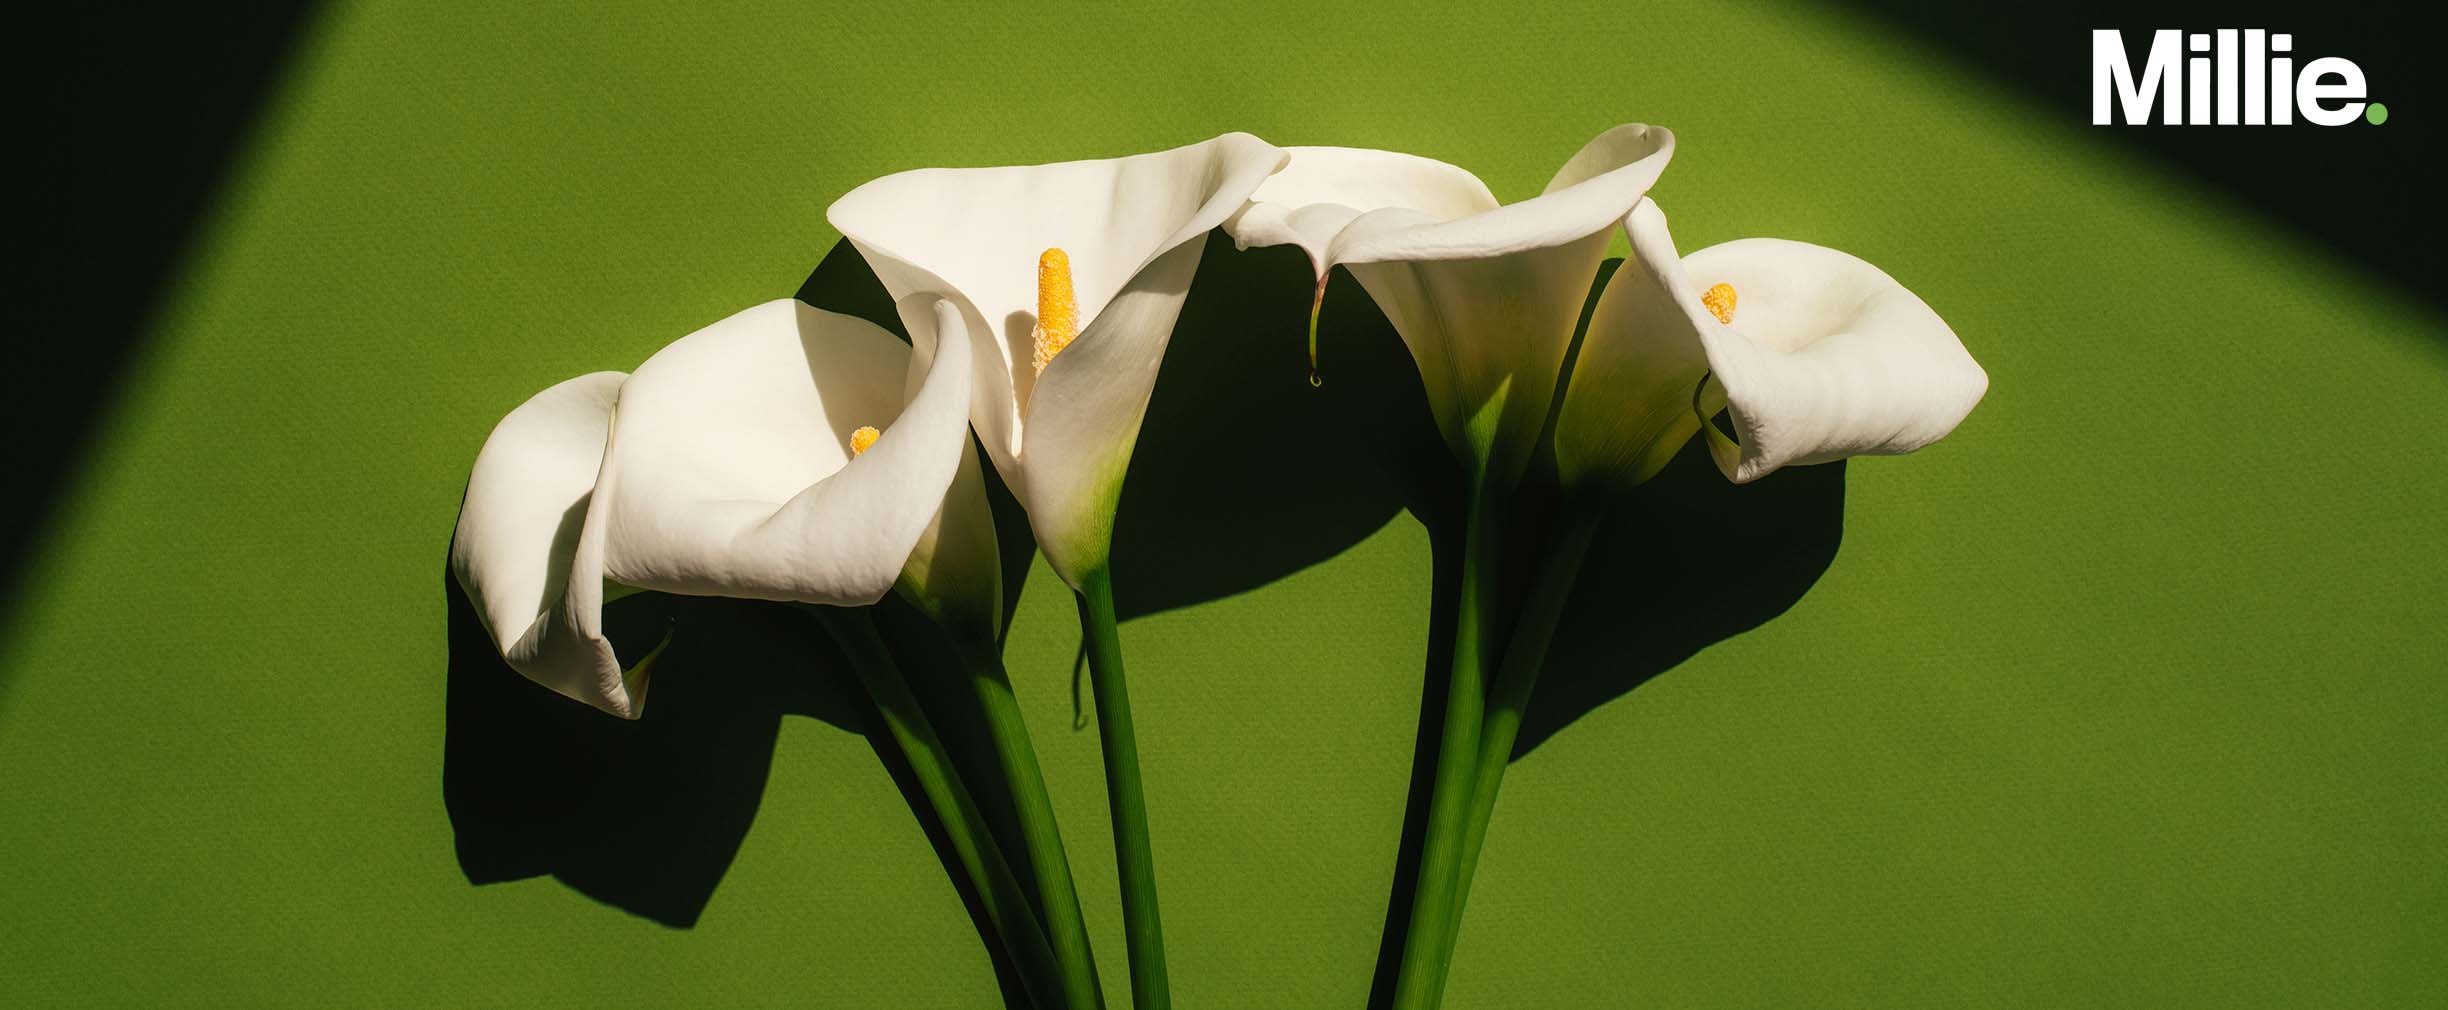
[1809,0,2438,310]
[442,569,1030,1007]
[1109,234,1453,617]
[8,4,327,607]
[1517,447,1846,756]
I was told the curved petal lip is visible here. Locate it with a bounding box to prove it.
[1228,144,1501,270]
[1330,125,1674,265]
[450,370,637,718]
[825,132,1287,322]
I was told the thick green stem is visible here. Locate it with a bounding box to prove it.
[1075,570,1169,1010]
[955,635,1105,1010]
[1390,464,1505,1010]
[815,607,1067,1010]
[1433,492,1607,1002]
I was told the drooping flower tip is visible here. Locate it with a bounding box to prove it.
[849,424,881,457]
[1031,247,1080,375]
[1701,282,1738,325]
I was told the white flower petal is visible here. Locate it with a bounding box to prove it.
[1330,124,1673,265]
[827,133,1287,477]
[591,299,973,605]
[1552,200,1718,489]
[449,372,645,718]
[893,428,1004,642]
[1559,199,1988,487]
[1226,146,1498,275]
[1018,238,1203,581]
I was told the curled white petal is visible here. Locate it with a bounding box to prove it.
[449,372,644,718]
[591,299,974,605]
[1018,239,1203,580]
[828,133,1287,584]
[1558,199,1989,488]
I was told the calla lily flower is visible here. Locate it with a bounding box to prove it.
[830,135,1289,1010]
[1224,124,1675,482]
[448,298,990,719]
[1223,124,1677,1010]
[1553,198,1988,490]
[826,132,1287,586]
[453,300,1108,1006]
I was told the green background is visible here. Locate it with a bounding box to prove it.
[6,1,2443,1006]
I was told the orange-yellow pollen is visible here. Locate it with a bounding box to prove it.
[848,425,881,457]
[1031,248,1079,375]
[1701,282,1738,325]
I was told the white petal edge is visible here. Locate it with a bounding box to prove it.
[827,133,1288,482]
[1566,200,1989,486]
[1225,146,1499,276]
[449,372,643,718]
[590,298,973,605]
[1225,127,1675,471]
[1328,124,1674,266]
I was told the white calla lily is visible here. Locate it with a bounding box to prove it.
[826,132,1286,586]
[1555,198,1988,490]
[448,299,992,719]
[1225,124,1675,480]
[830,135,1288,1010]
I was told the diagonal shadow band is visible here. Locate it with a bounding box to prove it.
[8,3,327,617]
[1807,0,2438,314]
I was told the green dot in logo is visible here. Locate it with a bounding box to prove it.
[2366,102,2389,125]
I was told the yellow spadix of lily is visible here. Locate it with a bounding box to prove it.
[849,424,881,457]
[1031,248,1080,375]
[1701,282,1737,325]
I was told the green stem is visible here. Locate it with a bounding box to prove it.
[1390,463,1505,1010]
[1075,570,1170,1010]
[1432,492,1607,1004]
[954,634,1105,1010]
[815,607,1067,1010]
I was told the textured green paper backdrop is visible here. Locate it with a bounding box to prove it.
[5,1,2443,1006]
